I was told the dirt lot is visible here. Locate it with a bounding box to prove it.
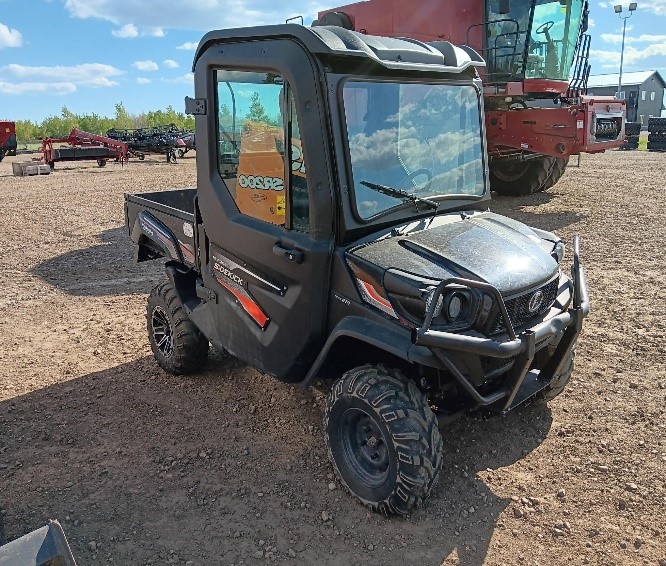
[0,151,664,566]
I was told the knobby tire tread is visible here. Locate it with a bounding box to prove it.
[324,365,442,516]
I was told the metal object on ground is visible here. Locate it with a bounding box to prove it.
[12,161,52,176]
[0,520,77,566]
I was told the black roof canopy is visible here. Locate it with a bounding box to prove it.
[193,24,484,74]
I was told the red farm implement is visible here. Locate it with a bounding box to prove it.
[41,128,129,169]
[0,121,17,162]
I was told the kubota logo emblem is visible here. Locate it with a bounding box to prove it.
[528,290,544,313]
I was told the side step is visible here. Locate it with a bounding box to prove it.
[0,520,77,566]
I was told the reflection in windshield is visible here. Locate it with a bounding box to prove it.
[343,82,484,220]
[485,0,584,81]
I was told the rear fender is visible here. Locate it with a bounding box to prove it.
[131,211,184,263]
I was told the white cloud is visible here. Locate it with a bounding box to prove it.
[601,33,666,44]
[111,23,139,38]
[591,43,666,67]
[163,59,179,69]
[63,1,329,31]
[0,81,76,95]
[2,63,122,88]
[164,73,194,84]
[177,41,198,50]
[598,2,608,8]
[588,17,596,28]
[144,27,165,37]
[132,60,159,71]
[0,22,23,48]
[137,77,151,84]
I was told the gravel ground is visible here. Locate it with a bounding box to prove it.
[0,151,664,565]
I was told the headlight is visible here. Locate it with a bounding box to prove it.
[445,292,465,321]
[420,286,475,329]
[552,241,565,264]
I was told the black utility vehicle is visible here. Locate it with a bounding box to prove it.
[125,24,589,515]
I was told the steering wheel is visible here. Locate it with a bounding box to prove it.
[399,168,433,190]
[535,21,555,35]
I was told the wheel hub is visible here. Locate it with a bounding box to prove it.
[339,409,390,488]
[151,306,173,358]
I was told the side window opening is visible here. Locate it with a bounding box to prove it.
[215,70,310,233]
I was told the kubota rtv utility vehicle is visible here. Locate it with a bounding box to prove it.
[125,24,589,515]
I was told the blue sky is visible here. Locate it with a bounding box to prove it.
[1,0,665,122]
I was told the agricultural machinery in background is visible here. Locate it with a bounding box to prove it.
[177,131,195,158]
[106,124,192,163]
[41,128,129,169]
[0,121,17,162]
[647,117,666,152]
[315,0,626,195]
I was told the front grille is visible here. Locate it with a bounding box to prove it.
[489,277,559,335]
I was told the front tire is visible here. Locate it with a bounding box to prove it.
[324,365,442,516]
[490,155,569,196]
[147,282,209,375]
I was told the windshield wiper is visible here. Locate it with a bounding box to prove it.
[360,180,439,212]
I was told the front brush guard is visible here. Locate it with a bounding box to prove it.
[412,237,589,412]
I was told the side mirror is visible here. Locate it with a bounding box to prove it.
[499,0,510,14]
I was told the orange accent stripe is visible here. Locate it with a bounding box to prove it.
[218,279,269,329]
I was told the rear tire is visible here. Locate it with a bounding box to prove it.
[490,155,569,196]
[324,365,442,516]
[147,281,209,375]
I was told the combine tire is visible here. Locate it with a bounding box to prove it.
[648,133,666,143]
[489,155,569,196]
[147,281,209,375]
[624,122,642,136]
[647,141,666,152]
[648,117,666,133]
[324,365,443,516]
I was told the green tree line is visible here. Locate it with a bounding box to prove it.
[15,102,195,143]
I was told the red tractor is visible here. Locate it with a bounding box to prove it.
[0,121,17,162]
[315,0,626,195]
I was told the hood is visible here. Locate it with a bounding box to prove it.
[350,212,558,295]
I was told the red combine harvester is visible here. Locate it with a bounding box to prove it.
[0,121,17,162]
[315,0,626,195]
[41,128,129,169]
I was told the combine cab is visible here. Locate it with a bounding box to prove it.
[315,0,626,195]
[0,121,17,162]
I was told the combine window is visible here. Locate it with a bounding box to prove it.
[485,0,585,82]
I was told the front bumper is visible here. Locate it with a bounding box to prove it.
[412,237,589,412]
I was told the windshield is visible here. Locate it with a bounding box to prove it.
[343,81,485,220]
[485,0,584,82]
